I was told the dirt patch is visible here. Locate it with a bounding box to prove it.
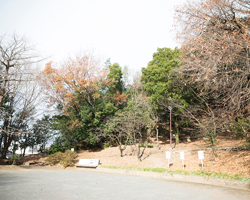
[1,135,249,176]
[77,135,250,176]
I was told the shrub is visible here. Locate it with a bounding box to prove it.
[45,150,77,168]
[49,139,65,154]
[147,144,154,148]
[140,143,154,148]
[102,142,110,149]
[11,154,20,165]
[45,152,64,165]
[60,150,78,168]
[231,118,250,143]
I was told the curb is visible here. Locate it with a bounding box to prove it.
[92,167,250,191]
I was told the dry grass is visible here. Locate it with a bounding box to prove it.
[1,134,249,176]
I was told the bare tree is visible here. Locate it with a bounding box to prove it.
[173,0,250,143]
[174,0,250,114]
[0,34,43,158]
[103,87,156,161]
[0,34,40,106]
[104,113,132,157]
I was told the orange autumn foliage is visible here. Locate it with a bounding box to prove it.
[111,91,128,106]
[41,55,110,112]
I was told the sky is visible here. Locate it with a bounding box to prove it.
[0,0,186,75]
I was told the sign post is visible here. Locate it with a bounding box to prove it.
[166,151,171,168]
[198,151,204,170]
[180,151,185,170]
[168,106,172,149]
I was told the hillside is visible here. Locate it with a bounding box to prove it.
[77,135,250,177]
[1,135,249,177]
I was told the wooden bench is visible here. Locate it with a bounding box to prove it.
[76,159,100,168]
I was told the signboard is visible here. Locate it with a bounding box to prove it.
[198,151,204,160]
[71,148,74,152]
[166,151,171,159]
[180,151,184,160]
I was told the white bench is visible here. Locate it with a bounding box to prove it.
[76,159,100,168]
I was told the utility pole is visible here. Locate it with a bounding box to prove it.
[168,106,172,149]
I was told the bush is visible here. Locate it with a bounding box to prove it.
[49,139,65,154]
[102,141,110,149]
[60,150,78,168]
[140,143,154,148]
[45,150,77,168]
[147,144,154,148]
[231,118,250,143]
[11,154,20,165]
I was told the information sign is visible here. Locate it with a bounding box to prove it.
[180,151,184,160]
[166,151,171,159]
[198,151,204,170]
[198,151,204,160]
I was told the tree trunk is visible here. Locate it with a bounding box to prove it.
[0,134,2,151]
[2,134,14,159]
[22,147,26,157]
[1,141,8,159]
[2,134,8,159]
[155,127,160,150]
[22,134,27,157]
[137,144,141,161]
[175,122,180,145]
[13,140,18,155]
[119,145,125,157]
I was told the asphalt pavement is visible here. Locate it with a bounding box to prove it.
[0,168,249,200]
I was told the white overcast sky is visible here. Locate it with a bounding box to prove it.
[0,0,186,75]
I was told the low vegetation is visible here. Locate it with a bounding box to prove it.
[45,150,77,168]
[99,166,250,182]
[10,154,21,165]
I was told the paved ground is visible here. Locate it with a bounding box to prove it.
[0,168,249,200]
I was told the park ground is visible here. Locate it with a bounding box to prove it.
[0,134,249,178]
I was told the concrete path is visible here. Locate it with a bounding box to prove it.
[0,168,249,200]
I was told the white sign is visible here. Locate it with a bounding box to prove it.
[166,151,171,159]
[198,151,204,160]
[180,151,184,160]
[71,148,74,152]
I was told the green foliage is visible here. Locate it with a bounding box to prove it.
[11,154,20,165]
[141,47,183,105]
[205,132,217,146]
[49,137,65,154]
[49,61,126,149]
[99,166,250,182]
[33,115,53,147]
[141,47,193,146]
[231,118,250,143]
[139,143,154,148]
[102,141,110,149]
[107,63,124,94]
[147,144,154,148]
[45,150,77,168]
